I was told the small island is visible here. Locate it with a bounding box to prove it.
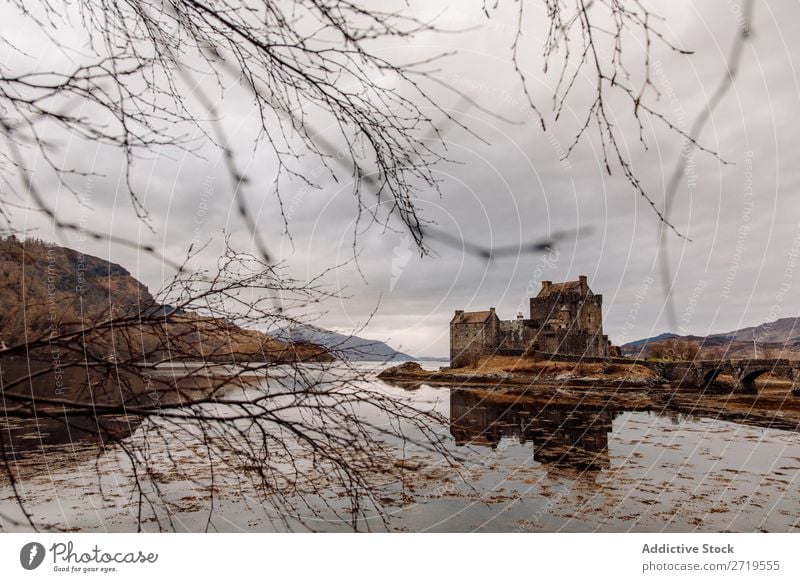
[380,276,800,430]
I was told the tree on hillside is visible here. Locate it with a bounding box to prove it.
[0,1,754,531]
[647,339,701,361]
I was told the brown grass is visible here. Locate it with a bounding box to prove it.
[466,355,655,380]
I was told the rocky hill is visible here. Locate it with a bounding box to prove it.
[0,236,153,345]
[0,237,329,363]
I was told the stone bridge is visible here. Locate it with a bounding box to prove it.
[650,358,800,393]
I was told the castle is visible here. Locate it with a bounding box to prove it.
[449,275,611,367]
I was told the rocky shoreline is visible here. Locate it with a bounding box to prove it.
[378,360,800,432]
[378,360,659,388]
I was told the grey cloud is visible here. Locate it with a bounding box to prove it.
[5,1,800,356]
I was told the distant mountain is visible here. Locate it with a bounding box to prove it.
[622,317,800,359]
[274,325,419,362]
[708,317,800,343]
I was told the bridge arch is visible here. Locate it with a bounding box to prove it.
[738,368,773,392]
[702,368,724,388]
[742,369,771,383]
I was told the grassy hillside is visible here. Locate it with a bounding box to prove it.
[622,330,800,360]
[0,236,329,363]
[0,236,152,345]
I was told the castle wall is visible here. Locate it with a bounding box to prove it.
[529,293,603,333]
[529,294,563,325]
[538,329,609,357]
[473,322,609,359]
[498,319,539,352]
[528,289,606,357]
[450,316,500,368]
[576,294,604,336]
[450,323,483,368]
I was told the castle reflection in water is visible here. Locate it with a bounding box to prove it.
[449,390,621,471]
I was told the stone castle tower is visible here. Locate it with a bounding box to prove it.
[449,275,610,367]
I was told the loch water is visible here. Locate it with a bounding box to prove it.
[1,362,799,532]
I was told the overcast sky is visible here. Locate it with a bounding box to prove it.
[5,1,800,357]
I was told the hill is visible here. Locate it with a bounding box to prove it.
[618,332,678,354]
[622,317,800,359]
[709,317,800,343]
[0,237,329,363]
[0,236,153,345]
[275,324,417,361]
